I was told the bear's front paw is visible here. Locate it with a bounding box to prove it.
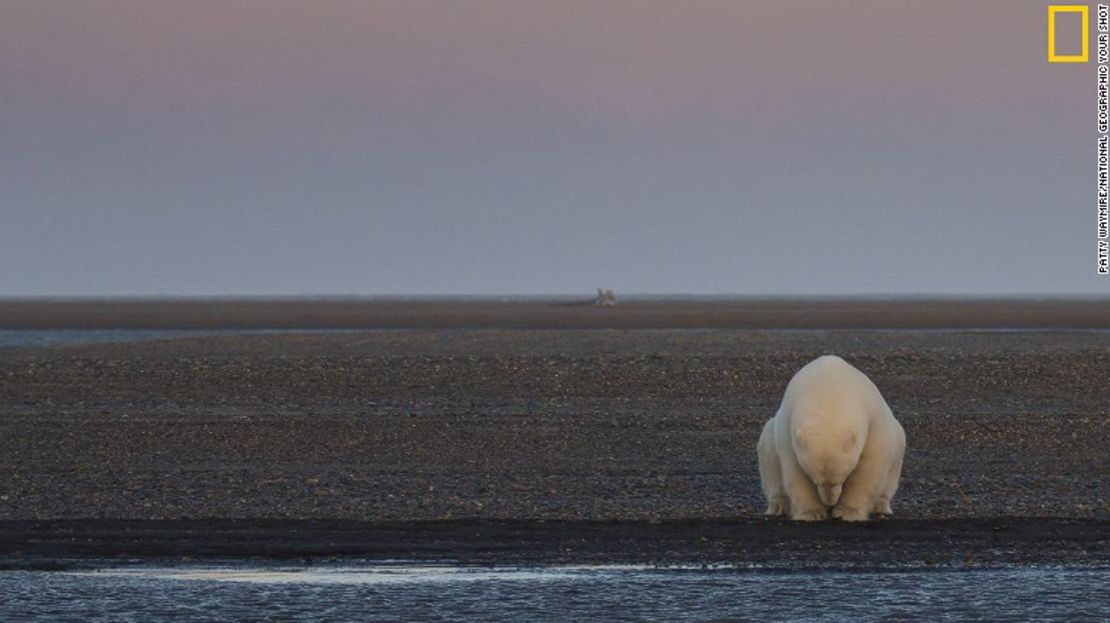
[765,498,790,517]
[831,505,871,522]
[791,508,829,521]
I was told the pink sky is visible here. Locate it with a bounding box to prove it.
[3,1,1080,123]
[0,1,1099,295]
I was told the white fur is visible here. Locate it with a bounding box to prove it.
[758,355,905,521]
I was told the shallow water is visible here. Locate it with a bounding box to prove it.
[4,327,1109,350]
[1,565,1107,622]
[0,329,213,348]
[0,329,361,348]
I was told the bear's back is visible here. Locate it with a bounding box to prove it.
[781,355,881,426]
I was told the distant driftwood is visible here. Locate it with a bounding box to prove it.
[554,289,619,307]
[594,288,618,307]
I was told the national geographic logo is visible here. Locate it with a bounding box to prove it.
[1048,5,1089,63]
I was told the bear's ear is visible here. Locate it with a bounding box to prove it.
[843,431,858,452]
[794,428,805,447]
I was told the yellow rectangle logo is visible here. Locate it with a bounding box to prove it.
[1048,5,1089,63]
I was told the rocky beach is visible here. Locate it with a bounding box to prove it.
[0,299,1107,568]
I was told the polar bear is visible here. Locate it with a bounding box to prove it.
[757,355,905,521]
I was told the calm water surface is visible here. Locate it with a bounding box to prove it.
[1,565,1107,622]
[5,328,1109,349]
[0,329,360,348]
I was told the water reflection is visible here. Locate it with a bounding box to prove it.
[1,565,1107,621]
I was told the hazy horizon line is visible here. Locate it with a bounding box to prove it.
[3,293,1109,302]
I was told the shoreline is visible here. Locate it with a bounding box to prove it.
[3,518,1108,570]
[2,298,1110,329]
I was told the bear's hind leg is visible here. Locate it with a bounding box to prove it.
[758,419,789,516]
[875,450,903,518]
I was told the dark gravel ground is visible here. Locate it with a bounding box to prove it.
[0,327,1107,565]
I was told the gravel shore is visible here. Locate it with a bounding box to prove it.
[1,302,1107,564]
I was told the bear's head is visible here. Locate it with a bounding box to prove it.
[792,424,866,506]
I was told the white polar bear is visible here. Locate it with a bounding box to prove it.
[757,355,905,521]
